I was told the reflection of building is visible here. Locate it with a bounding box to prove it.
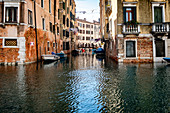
[0,0,60,64]
[59,0,76,54]
[76,18,101,48]
[100,0,170,63]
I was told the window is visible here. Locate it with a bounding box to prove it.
[86,24,90,28]
[70,0,72,5]
[83,30,85,34]
[53,25,55,34]
[5,39,17,46]
[80,30,82,33]
[47,41,50,51]
[91,25,93,28]
[67,7,69,14]
[63,42,66,50]
[79,23,82,27]
[42,18,45,30]
[83,24,85,28]
[66,31,69,38]
[49,0,51,13]
[86,37,90,40]
[5,7,18,23]
[155,40,165,57]
[58,9,60,19]
[67,18,69,27]
[91,31,93,34]
[83,37,85,40]
[57,26,59,35]
[50,22,52,32]
[53,42,55,48]
[126,41,136,57]
[63,15,65,25]
[41,0,44,8]
[86,31,90,34]
[154,7,163,23]
[63,30,66,36]
[63,2,65,10]
[28,10,33,25]
[123,7,136,22]
[66,42,69,50]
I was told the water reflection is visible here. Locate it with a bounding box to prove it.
[0,55,169,112]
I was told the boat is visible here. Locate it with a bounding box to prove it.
[41,54,59,62]
[163,57,170,63]
[95,48,105,56]
[56,51,67,59]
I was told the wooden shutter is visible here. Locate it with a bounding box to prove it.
[154,7,163,23]
[0,4,3,23]
[132,7,136,21]
[123,7,126,23]
[20,2,25,23]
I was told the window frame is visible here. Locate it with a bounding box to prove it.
[152,3,165,23]
[41,0,44,8]
[125,40,137,58]
[4,2,20,23]
[42,18,45,30]
[28,9,33,25]
[123,6,136,23]
[49,22,53,32]
[3,38,18,48]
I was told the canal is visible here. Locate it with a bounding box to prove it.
[0,55,169,113]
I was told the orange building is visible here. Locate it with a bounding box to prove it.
[0,0,60,64]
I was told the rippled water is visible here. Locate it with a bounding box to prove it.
[0,55,169,113]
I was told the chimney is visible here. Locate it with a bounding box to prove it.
[84,18,86,21]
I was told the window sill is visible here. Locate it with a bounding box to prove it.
[4,23,19,25]
[124,57,137,59]
[3,46,19,48]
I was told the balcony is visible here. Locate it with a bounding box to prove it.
[152,23,170,34]
[122,24,140,35]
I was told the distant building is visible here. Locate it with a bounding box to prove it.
[59,0,76,53]
[76,18,101,49]
[0,0,60,64]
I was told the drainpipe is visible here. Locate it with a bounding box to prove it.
[54,0,57,53]
[34,0,38,63]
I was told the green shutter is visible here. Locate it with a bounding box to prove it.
[133,7,136,22]
[154,7,163,23]
[123,7,126,23]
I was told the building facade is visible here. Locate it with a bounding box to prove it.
[101,0,170,63]
[0,0,61,64]
[59,0,76,54]
[76,18,101,49]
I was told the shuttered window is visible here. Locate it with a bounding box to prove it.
[154,7,163,23]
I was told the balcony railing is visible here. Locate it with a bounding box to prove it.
[122,24,140,35]
[152,23,170,33]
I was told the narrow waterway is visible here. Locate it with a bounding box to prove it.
[0,55,169,113]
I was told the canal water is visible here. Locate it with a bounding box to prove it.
[0,55,169,113]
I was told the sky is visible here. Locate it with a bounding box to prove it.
[75,0,100,22]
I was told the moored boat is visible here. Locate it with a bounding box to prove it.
[41,55,59,62]
[56,51,67,59]
[95,48,105,56]
[163,57,170,63]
